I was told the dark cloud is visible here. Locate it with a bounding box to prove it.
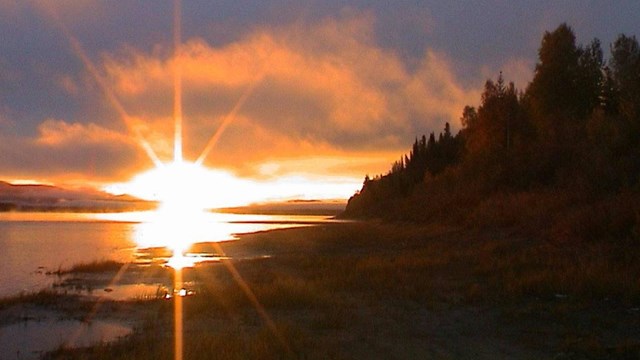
[0,119,147,183]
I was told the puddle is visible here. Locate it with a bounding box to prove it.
[0,318,131,359]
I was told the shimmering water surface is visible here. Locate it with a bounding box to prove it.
[0,211,330,298]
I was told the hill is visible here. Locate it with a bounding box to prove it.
[342,24,640,244]
[0,181,155,212]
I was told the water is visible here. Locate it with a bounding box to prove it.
[0,318,131,360]
[0,211,330,298]
[0,218,135,297]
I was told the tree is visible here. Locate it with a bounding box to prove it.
[576,39,605,118]
[599,66,619,114]
[610,34,640,120]
[605,34,640,186]
[528,24,580,117]
[464,73,520,155]
[443,122,452,141]
[525,23,601,146]
[460,106,478,130]
[343,24,640,222]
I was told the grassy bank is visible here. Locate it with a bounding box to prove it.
[35,221,640,359]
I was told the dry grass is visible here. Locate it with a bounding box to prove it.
[0,289,68,311]
[72,260,125,274]
[232,221,640,305]
[45,259,126,275]
[27,220,640,359]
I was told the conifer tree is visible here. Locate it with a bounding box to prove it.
[610,34,640,120]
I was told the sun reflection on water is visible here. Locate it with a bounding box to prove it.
[91,210,327,269]
[132,206,231,270]
[134,207,213,253]
[91,208,329,360]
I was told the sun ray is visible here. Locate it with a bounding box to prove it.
[211,242,293,355]
[173,0,183,164]
[173,2,185,359]
[173,267,184,360]
[195,64,268,166]
[39,5,163,168]
[44,3,292,359]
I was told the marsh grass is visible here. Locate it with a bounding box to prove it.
[0,289,68,311]
[65,259,126,274]
[44,259,126,276]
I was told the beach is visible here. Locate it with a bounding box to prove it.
[2,221,638,359]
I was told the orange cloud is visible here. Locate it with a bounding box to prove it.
[61,11,482,185]
[36,118,130,146]
[96,13,479,173]
[405,50,482,131]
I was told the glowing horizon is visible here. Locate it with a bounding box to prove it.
[104,161,359,208]
[4,2,410,208]
[2,2,462,195]
[99,0,362,208]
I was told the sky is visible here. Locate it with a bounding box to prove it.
[0,1,638,202]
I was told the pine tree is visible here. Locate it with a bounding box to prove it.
[610,34,640,120]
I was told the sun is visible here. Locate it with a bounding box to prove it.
[144,161,214,211]
[108,160,258,210]
[108,160,256,254]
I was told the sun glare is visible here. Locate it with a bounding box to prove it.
[109,160,260,209]
[148,161,213,211]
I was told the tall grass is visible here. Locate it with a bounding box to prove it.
[65,260,125,273]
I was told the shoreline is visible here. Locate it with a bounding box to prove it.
[1,221,639,359]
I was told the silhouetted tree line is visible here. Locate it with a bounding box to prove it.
[343,24,640,228]
[350,123,463,216]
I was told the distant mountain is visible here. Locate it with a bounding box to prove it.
[0,181,156,212]
[217,199,346,216]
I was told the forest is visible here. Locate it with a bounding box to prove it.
[342,23,640,243]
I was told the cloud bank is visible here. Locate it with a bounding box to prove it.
[0,1,638,195]
[95,13,480,178]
